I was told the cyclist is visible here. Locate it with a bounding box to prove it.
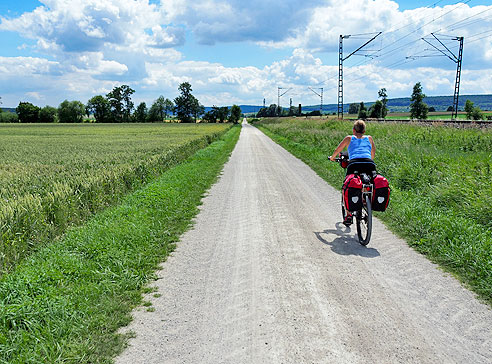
[329,120,376,226]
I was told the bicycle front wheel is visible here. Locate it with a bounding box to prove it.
[356,195,372,246]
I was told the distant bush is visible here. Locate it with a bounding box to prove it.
[0,111,19,123]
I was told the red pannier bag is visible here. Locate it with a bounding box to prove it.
[343,174,363,212]
[372,174,390,211]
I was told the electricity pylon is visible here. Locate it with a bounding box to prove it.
[338,32,382,119]
[278,87,292,116]
[309,87,323,114]
[421,33,464,120]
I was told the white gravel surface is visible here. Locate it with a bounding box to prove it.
[116,121,492,364]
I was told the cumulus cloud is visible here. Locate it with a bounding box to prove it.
[0,0,491,107]
[0,0,181,53]
[0,56,62,76]
[166,0,327,45]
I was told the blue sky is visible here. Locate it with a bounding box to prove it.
[1,0,492,108]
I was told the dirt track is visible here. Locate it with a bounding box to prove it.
[116,121,492,364]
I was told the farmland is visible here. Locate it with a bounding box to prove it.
[252,117,492,304]
[0,126,241,363]
[0,123,231,272]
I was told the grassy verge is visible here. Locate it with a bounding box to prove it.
[0,123,230,272]
[0,125,241,363]
[252,118,492,305]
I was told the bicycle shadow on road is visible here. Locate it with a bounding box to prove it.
[314,222,380,258]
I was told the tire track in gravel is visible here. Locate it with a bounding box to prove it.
[116,121,492,364]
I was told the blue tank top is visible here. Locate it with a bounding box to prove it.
[348,135,372,160]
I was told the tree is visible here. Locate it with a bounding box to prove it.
[348,103,359,114]
[0,111,19,123]
[358,102,367,119]
[187,98,204,123]
[465,100,483,120]
[86,95,111,123]
[217,106,229,123]
[39,106,57,123]
[16,102,40,123]
[174,82,201,123]
[202,108,218,123]
[106,85,135,122]
[409,82,428,120]
[134,102,148,123]
[428,106,436,112]
[369,100,384,118]
[164,98,174,121]
[256,104,280,118]
[58,100,86,123]
[378,88,388,118]
[471,108,483,120]
[464,99,474,119]
[148,96,167,122]
[447,106,454,112]
[288,105,299,116]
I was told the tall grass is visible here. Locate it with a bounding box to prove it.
[0,123,231,272]
[253,118,492,304]
[0,125,241,364]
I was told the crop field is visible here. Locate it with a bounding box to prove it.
[253,117,492,304]
[0,123,231,272]
[0,126,241,363]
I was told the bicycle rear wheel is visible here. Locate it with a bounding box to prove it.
[356,195,372,246]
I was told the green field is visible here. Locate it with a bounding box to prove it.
[0,123,231,272]
[252,117,492,304]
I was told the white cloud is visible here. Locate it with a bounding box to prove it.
[0,56,61,75]
[0,0,491,108]
[167,0,327,45]
[0,0,180,53]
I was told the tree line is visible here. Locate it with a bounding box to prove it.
[0,82,242,124]
[256,104,322,118]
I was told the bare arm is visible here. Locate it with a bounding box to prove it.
[329,136,351,161]
[369,135,375,160]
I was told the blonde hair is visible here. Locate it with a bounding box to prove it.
[353,120,366,133]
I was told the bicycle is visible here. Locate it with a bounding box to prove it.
[334,153,373,246]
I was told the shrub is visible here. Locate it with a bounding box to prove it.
[0,111,19,123]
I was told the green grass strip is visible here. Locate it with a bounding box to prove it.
[0,125,241,364]
[254,119,492,306]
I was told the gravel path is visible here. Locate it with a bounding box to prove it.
[116,121,492,364]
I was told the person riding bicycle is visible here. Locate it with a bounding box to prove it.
[329,120,376,226]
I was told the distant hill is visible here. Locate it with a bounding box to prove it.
[384,94,492,112]
[0,107,16,113]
